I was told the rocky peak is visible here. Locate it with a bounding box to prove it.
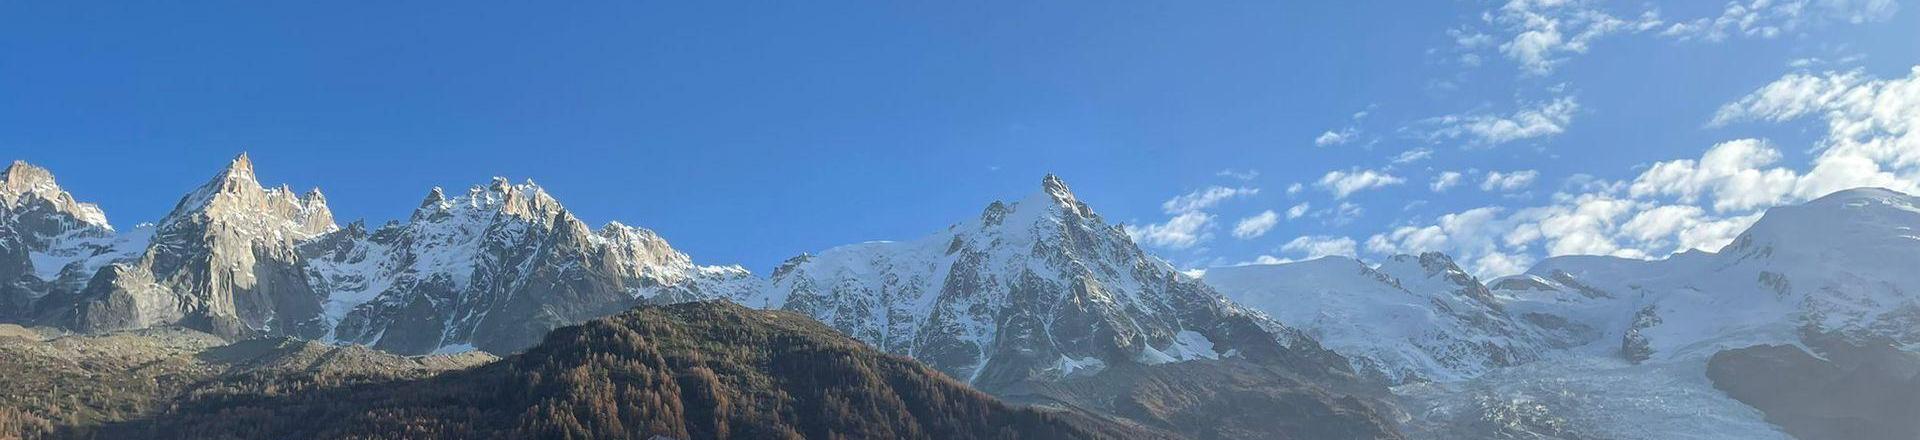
[1037,173,1095,219]
[417,177,568,224]
[1380,252,1500,309]
[770,253,813,279]
[301,187,327,205]
[416,187,447,212]
[161,153,335,239]
[1,160,58,201]
[597,221,697,277]
[0,160,111,230]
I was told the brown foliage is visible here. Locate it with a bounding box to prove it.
[70,302,1125,439]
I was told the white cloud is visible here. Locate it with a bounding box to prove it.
[1241,255,1291,266]
[1391,148,1435,165]
[1431,171,1465,192]
[1663,0,1900,42]
[1450,27,1496,49]
[1316,168,1406,198]
[1331,202,1365,225]
[1232,210,1281,239]
[1481,170,1541,192]
[1133,185,1265,250]
[1315,108,1374,147]
[1363,65,1920,277]
[1461,0,1892,76]
[1282,235,1360,259]
[1686,68,1920,208]
[1126,211,1214,250]
[1286,202,1311,219]
[1161,186,1261,214]
[1315,127,1359,147]
[1372,172,1774,277]
[1308,201,1369,227]
[1365,206,1530,276]
[1627,139,1799,212]
[1286,183,1304,196]
[1491,0,1661,75]
[1426,96,1579,146]
[1216,169,1260,181]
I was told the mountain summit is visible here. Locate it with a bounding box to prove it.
[307,175,758,354]
[749,175,1401,438]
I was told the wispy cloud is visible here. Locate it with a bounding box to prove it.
[1481,170,1540,192]
[1126,212,1215,250]
[1391,148,1434,165]
[1317,168,1405,198]
[1232,210,1281,239]
[1424,96,1579,147]
[1162,186,1261,214]
[1132,185,1264,250]
[1364,66,1920,277]
[1431,171,1465,192]
[1215,169,1260,181]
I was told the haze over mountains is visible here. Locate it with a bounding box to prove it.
[6,154,1920,439]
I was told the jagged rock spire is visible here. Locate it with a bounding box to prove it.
[1,160,57,197]
[0,160,111,229]
[1035,173,1095,219]
[1041,173,1076,204]
[161,152,335,237]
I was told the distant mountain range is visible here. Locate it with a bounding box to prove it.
[6,154,1920,439]
[1205,187,1920,439]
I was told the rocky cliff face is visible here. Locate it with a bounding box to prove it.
[90,153,336,338]
[1707,333,1920,440]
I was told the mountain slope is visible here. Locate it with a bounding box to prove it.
[1203,254,1563,384]
[84,301,1158,440]
[0,324,492,439]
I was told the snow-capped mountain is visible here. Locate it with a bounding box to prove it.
[305,177,758,354]
[1499,187,1920,363]
[0,155,753,355]
[746,175,1349,391]
[1203,253,1566,383]
[0,160,139,320]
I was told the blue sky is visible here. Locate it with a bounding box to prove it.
[4,1,1917,275]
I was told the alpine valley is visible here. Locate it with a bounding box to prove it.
[4,154,1919,440]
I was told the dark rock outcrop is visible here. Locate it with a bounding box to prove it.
[1707,335,1920,440]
